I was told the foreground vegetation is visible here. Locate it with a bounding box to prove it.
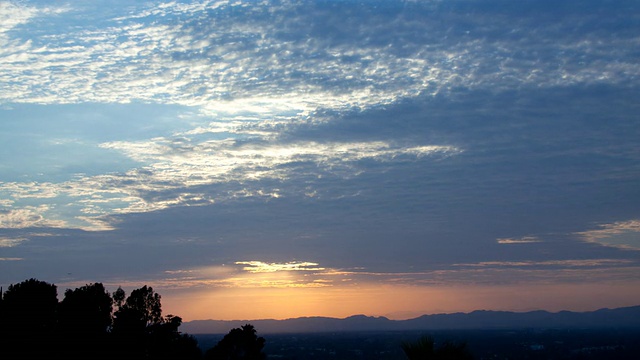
[0,278,265,359]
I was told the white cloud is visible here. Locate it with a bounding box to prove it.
[105,262,337,290]
[0,206,67,229]
[2,1,637,111]
[0,2,34,33]
[0,131,459,230]
[236,261,326,273]
[0,198,13,207]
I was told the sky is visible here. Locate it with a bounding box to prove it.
[1,0,640,321]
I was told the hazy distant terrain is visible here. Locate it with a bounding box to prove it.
[195,329,640,360]
[183,306,640,334]
[190,308,640,359]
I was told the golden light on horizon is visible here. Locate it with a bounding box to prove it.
[135,259,640,321]
[161,279,640,322]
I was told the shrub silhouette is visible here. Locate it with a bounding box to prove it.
[204,324,266,360]
[402,336,473,360]
[146,314,202,359]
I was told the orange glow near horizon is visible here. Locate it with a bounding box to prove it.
[161,281,640,322]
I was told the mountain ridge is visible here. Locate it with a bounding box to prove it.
[181,305,640,334]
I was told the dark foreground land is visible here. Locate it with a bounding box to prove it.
[195,328,640,360]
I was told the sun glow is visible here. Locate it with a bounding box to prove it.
[162,281,640,322]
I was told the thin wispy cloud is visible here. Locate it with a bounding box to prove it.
[455,259,634,268]
[497,236,542,244]
[0,236,27,248]
[236,261,326,273]
[577,220,640,250]
[1,135,459,230]
[119,256,640,292]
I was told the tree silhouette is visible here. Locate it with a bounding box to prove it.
[113,286,126,308]
[59,282,113,335]
[111,285,201,359]
[204,324,266,360]
[0,279,202,359]
[112,285,163,338]
[1,278,58,334]
[118,285,162,326]
[147,315,202,360]
[402,336,473,360]
[56,283,114,359]
[0,279,58,358]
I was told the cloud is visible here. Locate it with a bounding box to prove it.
[110,262,338,290]
[0,199,13,207]
[2,1,638,111]
[0,236,28,248]
[577,220,640,250]
[99,137,459,182]
[0,206,67,229]
[0,132,459,230]
[455,259,634,268]
[497,236,541,244]
[236,261,326,273]
[146,257,640,291]
[1,0,637,233]
[0,2,37,35]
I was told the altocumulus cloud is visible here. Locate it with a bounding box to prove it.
[3,0,638,107]
[1,0,637,232]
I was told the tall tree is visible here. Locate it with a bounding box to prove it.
[57,283,114,359]
[59,282,113,335]
[1,278,58,335]
[111,285,201,359]
[147,315,202,360]
[0,279,58,358]
[112,285,162,336]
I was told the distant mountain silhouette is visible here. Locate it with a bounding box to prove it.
[182,306,640,334]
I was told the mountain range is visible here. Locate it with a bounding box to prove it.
[181,306,640,334]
